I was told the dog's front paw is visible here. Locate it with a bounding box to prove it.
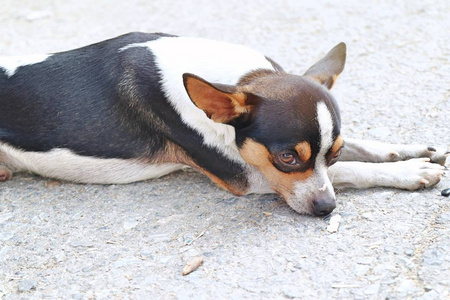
[340,139,449,165]
[428,147,449,165]
[0,165,12,181]
[386,145,448,166]
[390,158,445,190]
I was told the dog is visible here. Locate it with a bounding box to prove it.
[0,32,447,216]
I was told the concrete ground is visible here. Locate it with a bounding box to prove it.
[1,0,449,299]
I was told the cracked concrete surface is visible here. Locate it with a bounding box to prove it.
[0,0,449,299]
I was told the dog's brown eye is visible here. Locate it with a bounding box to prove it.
[280,153,297,165]
[274,151,309,173]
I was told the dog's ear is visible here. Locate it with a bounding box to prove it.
[183,74,255,123]
[303,42,346,89]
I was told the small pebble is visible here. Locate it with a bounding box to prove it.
[182,256,203,276]
[0,232,14,241]
[441,188,450,197]
[361,212,374,221]
[283,286,303,298]
[0,213,14,224]
[435,212,450,224]
[69,241,94,248]
[326,215,342,233]
[123,218,139,230]
[396,279,418,294]
[422,249,444,266]
[72,294,84,300]
[17,279,37,292]
[112,256,141,268]
[364,283,380,295]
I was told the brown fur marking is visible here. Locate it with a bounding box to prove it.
[151,141,247,196]
[331,135,344,155]
[239,139,314,199]
[151,140,197,166]
[184,75,250,123]
[202,169,247,196]
[295,141,312,162]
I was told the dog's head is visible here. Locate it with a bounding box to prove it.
[183,43,346,216]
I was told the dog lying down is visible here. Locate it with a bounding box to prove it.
[0,32,447,216]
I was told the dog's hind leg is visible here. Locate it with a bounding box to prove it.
[340,138,448,165]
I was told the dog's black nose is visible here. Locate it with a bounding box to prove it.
[313,199,336,216]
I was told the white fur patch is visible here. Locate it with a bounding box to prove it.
[288,102,336,214]
[120,37,275,164]
[244,166,275,194]
[0,54,52,77]
[316,102,334,165]
[0,143,183,184]
[315,102,335,196]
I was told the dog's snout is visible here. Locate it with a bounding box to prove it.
[313,198,336,216]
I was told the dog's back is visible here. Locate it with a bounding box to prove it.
[0,33,163,158]
[0,32,277,187]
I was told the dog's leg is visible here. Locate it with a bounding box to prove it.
[340,138,448,165]
[328,158,445,190]
[0,164,12,181]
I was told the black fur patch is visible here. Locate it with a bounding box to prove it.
[235,77,341,171]
[0,32,248,189]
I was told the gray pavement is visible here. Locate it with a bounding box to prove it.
[1,0,449,299]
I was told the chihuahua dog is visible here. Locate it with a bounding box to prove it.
[0,32,446,216]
